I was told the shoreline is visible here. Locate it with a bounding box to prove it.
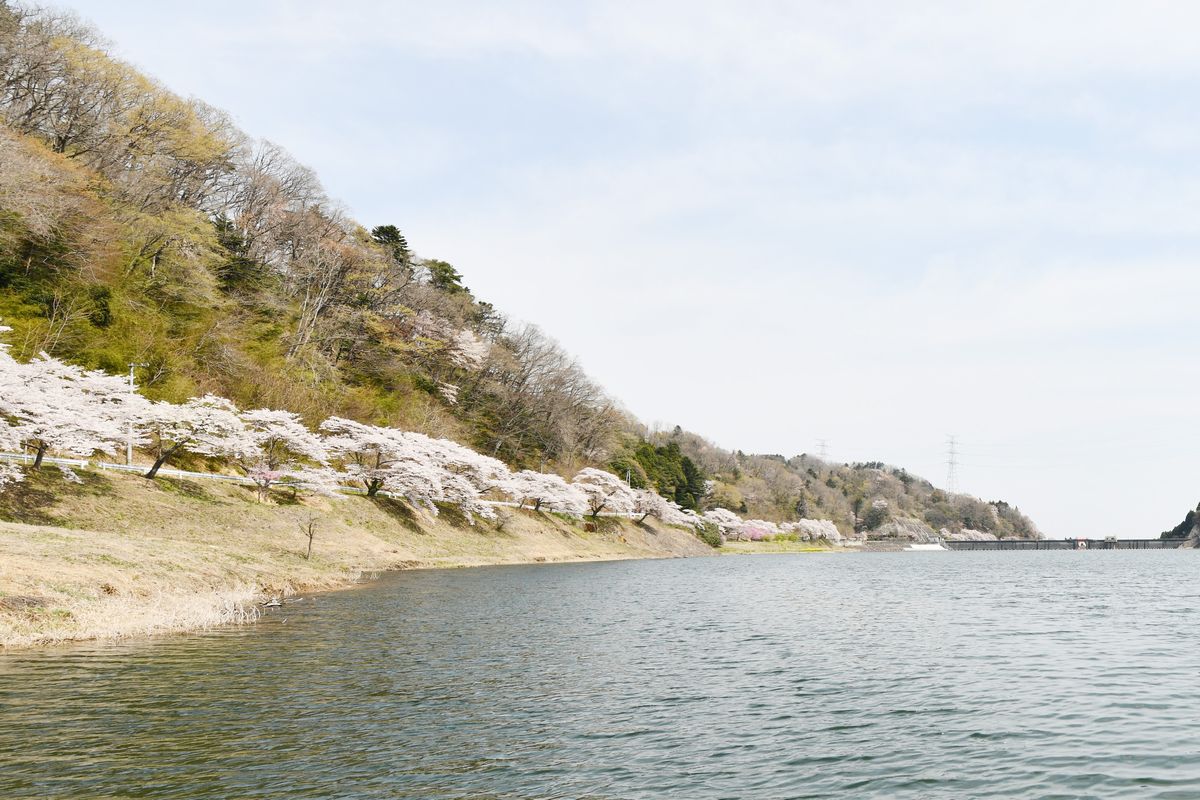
[2,539,855,651]
[2,530,847,651]
[1,540,705,651]
[0,469,718,649]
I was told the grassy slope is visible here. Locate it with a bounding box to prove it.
[0,470,713,648]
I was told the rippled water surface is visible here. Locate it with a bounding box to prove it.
[4,551,1200,798]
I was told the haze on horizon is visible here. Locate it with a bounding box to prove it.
[60,0,1200,538]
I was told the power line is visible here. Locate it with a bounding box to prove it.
[945,434,959,493]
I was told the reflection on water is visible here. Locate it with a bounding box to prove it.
[3,551,1200,798]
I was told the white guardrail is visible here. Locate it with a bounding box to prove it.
[0,452,89,468]
[0,452,641,516]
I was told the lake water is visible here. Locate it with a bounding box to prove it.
[3,551,1200,799]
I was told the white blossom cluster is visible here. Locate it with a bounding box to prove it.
[780,519,843,543]
[0,461,21,491]
[942,528,998,542]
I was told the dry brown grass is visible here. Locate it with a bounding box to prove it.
[0,471,714,648]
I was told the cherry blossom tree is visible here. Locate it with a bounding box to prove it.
[320,418,507,520]
[391,431,510,522]
[137,394,247,479]
[237,408,327,500]
[632,488,672,523]
[449,329,490,370]
[702,508,743,539]
[437,382,460,405]
[281,465,346,499]
[438,471,497,522]
[779,519,842,543]
[0,394,23,491]
[0,323,25,491]
[667,507,705,529]
[0,353,144,468]
[321,419,433,509]
[739,519,780,541]
[0,369,20,456]
[400,431,511,492]
[319,417,402,497]
[572,467,637,518]
[375,459,449,513]
[501,469,588,515]
[631,489,704,528]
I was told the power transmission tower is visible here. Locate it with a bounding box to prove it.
[945,435,959,493]
[817,439,830,461]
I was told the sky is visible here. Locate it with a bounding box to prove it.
[61,0,1200,538]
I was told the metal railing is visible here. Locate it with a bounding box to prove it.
[93,461,256,485]
[0,452,89,468]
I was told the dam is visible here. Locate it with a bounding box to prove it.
[941,538,1183,551]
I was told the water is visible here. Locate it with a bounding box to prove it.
[3,551,1200,799]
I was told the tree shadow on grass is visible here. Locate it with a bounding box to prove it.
[433,501,472,530]
[634,518,657,534]
[371,496,424,533]
[0,475,59,525]
[534,510,580,538]
[269,488,302,506]
[153,477,217,502]
[0,467,114,526]
[589,516,623,534]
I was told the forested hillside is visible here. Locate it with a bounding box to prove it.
[608,427,1037,540]
[1159,503,1199,544]
[0,2,1038,539]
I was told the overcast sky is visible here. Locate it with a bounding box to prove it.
[63,1,1200,537]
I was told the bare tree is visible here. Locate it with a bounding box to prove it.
[299,513,318,560]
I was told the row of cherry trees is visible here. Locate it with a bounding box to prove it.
[698,509,847,543]
[0,325,710,528]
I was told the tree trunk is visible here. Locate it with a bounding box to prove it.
[144,446,179,480]
[366,479,382,497]
[32,443,47,469]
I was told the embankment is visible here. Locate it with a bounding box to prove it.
[0,469,713,648]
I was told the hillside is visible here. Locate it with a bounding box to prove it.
[0,2,1038,542]
[660,431,1039,540]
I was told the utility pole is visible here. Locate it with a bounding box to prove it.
[945,435,959,494]
[126,363,147,466]
[817,439,830,461]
